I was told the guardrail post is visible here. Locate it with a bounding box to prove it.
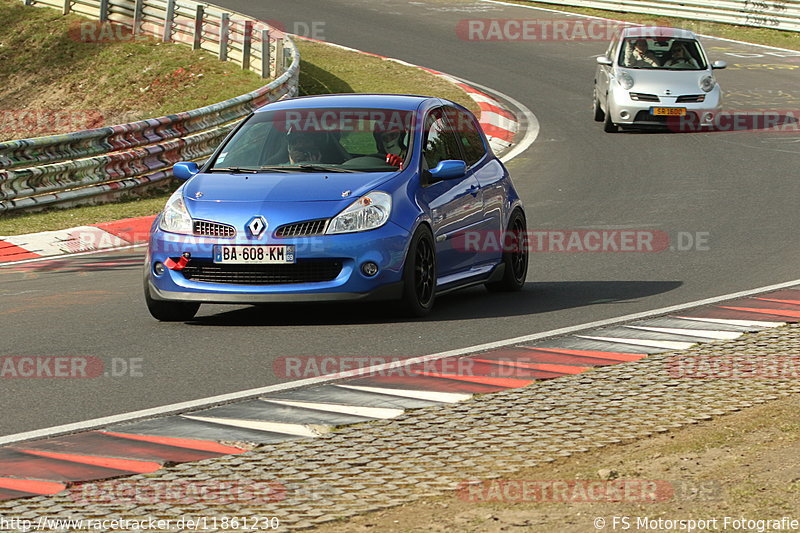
[261,29,270,79]
[193,5,204,50]
[276,38,285,75]
[219,13,230,61]
[62,0,70,15]
[99,0,108,22]
[133,0,144,35]
[163,0,175,42]
[242,21,253,70]
[23,0,33,6]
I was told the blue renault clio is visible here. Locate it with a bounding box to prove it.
[145,94,527,321]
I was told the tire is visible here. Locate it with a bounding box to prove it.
[145,284,200,322]
[603,105,618,133]
[486,209,528,292]
[400,225,436,317]
[593,91,605,122]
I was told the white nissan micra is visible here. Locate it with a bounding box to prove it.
[593,26,727,132]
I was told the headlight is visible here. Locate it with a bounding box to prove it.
[158,187,193,235]
[326,191,392,234]
[700,75,716,92]
[618,71,634,90]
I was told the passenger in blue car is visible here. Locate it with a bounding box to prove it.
[374,125,408,169]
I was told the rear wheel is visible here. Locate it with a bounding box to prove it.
[400,226,436,317]
[145,285,200,322]
[486,209,528,292]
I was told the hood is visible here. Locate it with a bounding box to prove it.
[183,171,398,203]
[619,68,711,96]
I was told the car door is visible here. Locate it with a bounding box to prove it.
[448,106,505,267]
[417,106,484,279]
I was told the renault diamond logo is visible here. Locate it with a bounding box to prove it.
[247,216,267,237]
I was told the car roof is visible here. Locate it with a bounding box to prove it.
[620,26,698,40]
[254,93,438,114]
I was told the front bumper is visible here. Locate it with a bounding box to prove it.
[608,87,722,128]
[146,221,411,304]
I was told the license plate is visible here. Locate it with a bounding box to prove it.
[213,245,295,264]
[651,107,687,116]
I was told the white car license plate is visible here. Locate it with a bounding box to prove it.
[213,245,295,264]
[651,107,687,116]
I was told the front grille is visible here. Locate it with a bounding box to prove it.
[275,219,329,238]
[629,92,660,102]
[181,260,343,285]
[676,94,705,103]
[194,220,236,238]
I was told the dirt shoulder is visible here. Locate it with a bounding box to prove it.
[309,394,800,533]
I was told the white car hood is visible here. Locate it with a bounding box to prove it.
[619,68,711,96]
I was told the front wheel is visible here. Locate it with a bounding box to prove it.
[145,285,200,322]
[400,226,436,317]
[593,92,605,122]
[486,209,528,292]
[603,106,618,133]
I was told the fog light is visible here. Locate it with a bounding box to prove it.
[702,113,714,123]
[153,262,166,276]
[361,262,379,277]
[619,110,630,120]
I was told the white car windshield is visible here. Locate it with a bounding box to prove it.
[619,37,707,70]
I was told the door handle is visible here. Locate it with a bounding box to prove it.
[469,184,480,197]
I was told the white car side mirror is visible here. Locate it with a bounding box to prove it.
[596,56,613,66]
[711,60,727,70]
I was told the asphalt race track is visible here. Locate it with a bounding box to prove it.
[1,0,798,437]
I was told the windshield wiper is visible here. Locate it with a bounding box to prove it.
[279,164,358,173]
[208,167,261,173]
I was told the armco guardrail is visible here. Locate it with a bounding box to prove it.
[0,0,299,213]
[526,0,800,32]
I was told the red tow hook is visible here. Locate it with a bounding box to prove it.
[165,252,191,271]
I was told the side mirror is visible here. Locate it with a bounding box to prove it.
[173,162,199,181]
[429,160,466,180]
[711,60,727,70]
[596,55,613,66]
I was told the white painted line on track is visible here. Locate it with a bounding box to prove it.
[674,316,784,328]
[623,325,742,340]
[577,335,696,351]
[181,415,320,438]
[335,384,472,403]
[2,276,798,447]
[260,399,404,419]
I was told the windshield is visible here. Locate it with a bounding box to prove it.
[619,37,707,70]
[210,107,415,173]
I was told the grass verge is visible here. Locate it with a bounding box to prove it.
[508,1,800,51]
[0,0,267,141]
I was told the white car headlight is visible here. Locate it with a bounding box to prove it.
[618,71,634,90]
[158,187,193,235]
[326,191,392,234]
[700,75,716,92]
